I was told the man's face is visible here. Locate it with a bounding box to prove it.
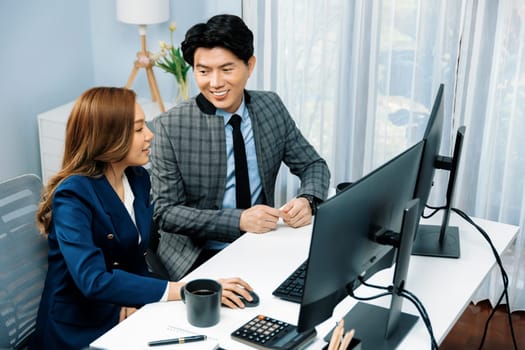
[193,47,255,113]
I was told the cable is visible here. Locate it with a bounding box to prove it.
[346,286,392,302]
[422,204,446,219]
[451,207,518,350]
[356,205,518,349]
[399,289,438,350]
[360,278,438,349]
[353,277,439,350]
[356,277,389,291]
[478,289,506,348]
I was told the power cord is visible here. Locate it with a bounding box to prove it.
[421,204,444,219]
[450,207,518,350]
[348,277,439,350]
[423,204,518,350]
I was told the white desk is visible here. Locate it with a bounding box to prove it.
[91,213,518,349]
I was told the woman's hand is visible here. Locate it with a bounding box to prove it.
[167,281,186,301]
[328,319,355,350]
[119,307,138,322]
[217,277,254,309]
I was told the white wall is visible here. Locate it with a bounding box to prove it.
[0,0,241,182]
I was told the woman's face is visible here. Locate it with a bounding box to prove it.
[123,103,154,167]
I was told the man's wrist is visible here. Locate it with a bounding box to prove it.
[297,194,318,215]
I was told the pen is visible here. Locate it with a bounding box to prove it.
[148,335,207,346]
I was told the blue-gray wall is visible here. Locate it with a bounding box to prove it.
[0,0,240,182]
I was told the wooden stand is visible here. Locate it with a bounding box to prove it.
[125,25,165,113]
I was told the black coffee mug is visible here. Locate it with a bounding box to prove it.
[336,182,353,194]
[181,279,222,327]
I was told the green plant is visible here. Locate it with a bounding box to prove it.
[152,22,190,101]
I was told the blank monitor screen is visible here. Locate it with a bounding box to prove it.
[297,140,424,332]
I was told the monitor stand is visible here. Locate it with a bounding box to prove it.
[412,126,465,259]
[325,199,420,349]
[411,224,460,258]
[330,303,418,350]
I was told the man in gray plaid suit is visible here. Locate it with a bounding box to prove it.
[150,14,330,280]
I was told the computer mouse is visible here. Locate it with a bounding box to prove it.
[238,290,260,307]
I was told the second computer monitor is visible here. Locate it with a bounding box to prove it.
[412,83,465,258]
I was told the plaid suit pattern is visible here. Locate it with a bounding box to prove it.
[151,90,330,280]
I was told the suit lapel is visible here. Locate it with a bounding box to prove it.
[92,174,140,246]
[194,94,229,207]
[246,93,272,205]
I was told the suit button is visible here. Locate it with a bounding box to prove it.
[107,233,114,240]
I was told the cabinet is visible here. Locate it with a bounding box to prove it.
[38,98,171,183]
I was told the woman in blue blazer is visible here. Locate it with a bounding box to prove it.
[30,87,255,350]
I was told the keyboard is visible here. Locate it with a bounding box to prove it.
[272,260,307,303]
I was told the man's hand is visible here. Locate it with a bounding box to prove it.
[239,205,281,233]
[280,197,312,228]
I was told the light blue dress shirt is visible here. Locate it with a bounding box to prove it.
[204,99,262,250]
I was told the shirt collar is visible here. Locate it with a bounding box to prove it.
[217,99,247,126]
[196,90,252,115]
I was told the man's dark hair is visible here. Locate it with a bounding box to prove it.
[181,14,254,67]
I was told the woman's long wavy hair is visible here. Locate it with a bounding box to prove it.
[36,87,136,235]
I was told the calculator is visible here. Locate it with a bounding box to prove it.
[231,315,317,350]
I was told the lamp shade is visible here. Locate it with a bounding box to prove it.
[116,0,169,25]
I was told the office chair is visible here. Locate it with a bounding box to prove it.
[0,174,48,350]
[145,220,170,280]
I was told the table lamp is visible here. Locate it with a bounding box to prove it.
[116,0,169,112]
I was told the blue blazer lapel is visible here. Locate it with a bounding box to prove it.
[91,174,141,245]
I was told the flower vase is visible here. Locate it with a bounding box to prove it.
[172,79,189,104]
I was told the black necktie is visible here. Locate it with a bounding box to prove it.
[228,114,251,209]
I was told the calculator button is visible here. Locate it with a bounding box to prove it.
[231,314,316,350]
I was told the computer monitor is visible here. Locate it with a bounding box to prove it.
[297,141,424,349]
[411,83,466,258]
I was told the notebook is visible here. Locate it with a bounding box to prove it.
[90,321,219,349]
